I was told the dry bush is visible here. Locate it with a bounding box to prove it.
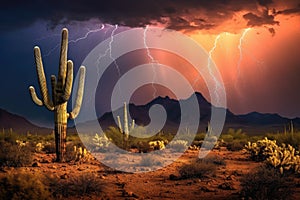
[43,142,56,154]
[48,173,104,198]
[179,158,217,179]
[0,172,52,200]
[0,141,33,167]
[240,166,294,200]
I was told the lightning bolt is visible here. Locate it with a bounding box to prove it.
[143,25,158,98]
[94,24,126,103]
[193,34,222,105]
[236,28,251,80]
[69,24,105,43]
[43,24,105,58]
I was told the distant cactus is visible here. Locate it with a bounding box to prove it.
[116,102,135,148]
[29,28,86,162]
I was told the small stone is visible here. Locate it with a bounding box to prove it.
[32,162,41,167]
[100,175,106,179]
[60,173,68,179]
[218,182,236,190]
[200,186,216,192]
[169,174,178,180]
[77,167,85,171]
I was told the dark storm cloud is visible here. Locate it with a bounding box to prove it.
[276,6,300,15]
[0,0,298,33]
[243,10,279,27]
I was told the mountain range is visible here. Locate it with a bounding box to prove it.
[0,92,299,135]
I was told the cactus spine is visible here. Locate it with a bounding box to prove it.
[29,28,85,162]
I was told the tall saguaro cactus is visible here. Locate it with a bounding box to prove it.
[117,102,135,148]
[29,28,86,162]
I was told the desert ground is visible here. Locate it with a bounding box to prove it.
[1,146,300,200]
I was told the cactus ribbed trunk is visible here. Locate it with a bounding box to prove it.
[54,103,68,162]
[123,102,129,138]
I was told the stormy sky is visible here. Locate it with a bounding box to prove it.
[0,0,300,127]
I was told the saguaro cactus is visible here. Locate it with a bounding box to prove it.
[116,102,135,148]
[29,28,86,162]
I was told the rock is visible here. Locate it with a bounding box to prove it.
[40,159,50,163]
[200,186,216,192]
[77,167,85,171]
[100,175,106,179]
[49,165,57,169]
[60,173,68,179]
[226,175,235,180]
[218,182,236,190]
[232,170,243,176]
[32,162,41,167]
[169,174,178,180]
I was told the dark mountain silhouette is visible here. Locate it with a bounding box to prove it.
[97,92,300,135]
[1,92,299,135]
[0,108,51,134]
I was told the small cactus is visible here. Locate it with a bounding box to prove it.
[245,137,300,174]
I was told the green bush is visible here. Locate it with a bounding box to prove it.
[221,128,248,141]
[240,166,294,200]
[0,141,33,167]
[0,172,52,200]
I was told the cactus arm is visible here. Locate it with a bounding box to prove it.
[131,119,135,131]
[29,86,43,106]
[57,28,68,89]
[117,116,123,133]
[34,46,54,110]
[51,75,57,104]
[62,60,73,101]
[68,66,85,119]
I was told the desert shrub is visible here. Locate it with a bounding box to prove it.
[140,155,162,166]
[203,155,226,166]
[265,131,300,150]
[220,134,234,143]
[65,144,93,162]
[48,173,104,198]
[0,130,24,144]
[0,141,33,167]
[168,140,188,152]
[43,142,56,154]
[0,172,52,200]
[105,127,125,148]
[193,133,206,141]
[226,140,247,151]
[240,166,294,200]
[35,142,45,152]
[245,137,300,174]
[92,133,111,152]
[148,140,165,150]
[179,158,217,179]
[227,128,248,139]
